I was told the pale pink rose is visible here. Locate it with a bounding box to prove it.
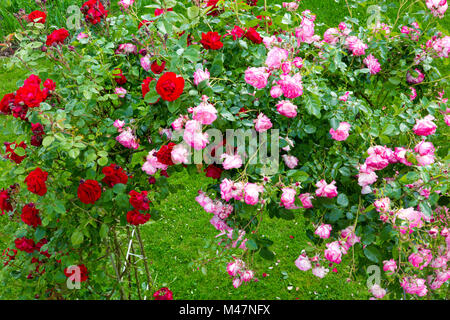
[232,277,243,288]
[282,154,299,169]
[210,215,228,231]
[426,0,448,18]
[192,95,217,125]
[276,100,298,118]
[171,115,187,131]
[140,55,151,72]
[77,32,89,41]
[278,73,303,99]
[345,36,367,56]
[315,180,338,198]
[293,57,303,68]
[414,140,435,156]
[299,193,313,209]
[283,2,299,11]
[119,0,134,10]
[394,147,413,166]
[220,178,234,201]
[396,207,425,229]
[281,61,292,75]
[416,153,435,166]
[295,254,312,271]
[365,145,390,171]
[183,120,209,150]
[193,68,210,86]
[282,137,294,152]
[296,17,315,44]
[363,54,381,75]
[370,284,386,299]
[171,144,189,164]
[142,150,168,175]
[400,277,428,297]
[265,47,289,69]
[116,127,139,149]
[413,115,436,136]
[115,43,137,55]
[312,266,329,278]
[227,259,244,277]
[374,197,390,213]
[329,122,351,141]
[383,259,397,275]
[115,87,127,98]
[270,85,283,98]
[280,187,297,208]
[315,224,332,239]
[244,183,264,205]
[253,113,273,132]
[113,119,125,131]
[241,270,254,282]
[324,241,342,264]
[408,249,432,270]
[244,67,270,89]
[262,35,277,49]
[324,28,340,45]
[221,153,243,170]
[406,68,425,84]
[357,163,378,187]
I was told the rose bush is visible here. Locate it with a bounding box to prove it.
[0,0,449,299]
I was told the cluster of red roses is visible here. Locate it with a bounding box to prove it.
[199,26,263,51]
[25,10,47,24]
[80,0,108,25]
[127,190,151,225]
[21,203,42,228]
[14,237,52,278]
[4,141,27,164]
[46,28,70,47]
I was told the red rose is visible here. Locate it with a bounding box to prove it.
[129,190,150,211]
[64,264,88,282]
[156,142,176,166]
[138,20,151,29]
[4,141,27,164]
[30,135,43,147]
[43,79,56,91]
[77,180,102,204]
[126,209,151,225]
[12,104,29,121]
[0,190,13,215]
[14,237,36,253]
[81,0,108,25]
[205,0,222,16]
[21,203,42,228]
[204,164,223,180]
[27,10,46,24]
[46,28,69,46]
[25,167,48,196]
[200,31,223,50]
[14,75,46,108]
[0,93,15,115]
[31,123,45,136]
[153,287,173,300]
[102,164,129,188]
[155,8,173,16]
[151,60,166,74]
[155,72,185,102]
[245,27,263,44]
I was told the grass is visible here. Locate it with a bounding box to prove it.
[0,0,449,299]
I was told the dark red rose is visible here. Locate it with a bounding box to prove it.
[14,237,36,253]
[200,31,223,50]
[206,0,222,16]
[43,79,56,91]
[155,8,173,16]
[64,264,88,282]
[0,189,13,215]
[129,190,150,211]
[160,170,169,178]
[21,203,42,228]
[204,164,223,180]
[27,10,46,24]
[11,104,29,121]
[81,0,108,25]
[77,179,102,204]
[126,209,151,225]
[102,164,129,188]
[30,135,43,147]
[45,28,69,46]
[4,141,27,164]
[151,60,166,74]
[31,123,44,136]
[0,93,15,115]
[245,27,263,44]
[153,287,173,300]
[156,72,185,102]
[25,167,48,196]
[113,68,127,85]
[156,142,176,166]
[148,176,156,184]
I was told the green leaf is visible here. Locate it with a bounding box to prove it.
[363,246,381,263]
[100,224,109,239]
[112,183,126,194]
[68,148,80,159]
[337,193,349,207]
[71,230,84,246]
[304,93,321,118]
[259,247,275,260]
[246,239,258,251]
[187,6,199,19]
[42,136,55,147]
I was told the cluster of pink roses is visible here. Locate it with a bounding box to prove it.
[227,259,256,288]
[114,120,139,150]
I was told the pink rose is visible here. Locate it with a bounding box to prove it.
[315,224,332,239]
[276,100,298,118]
[329,122,351,141]
[193,68,210,86]
[413,115,436,136]
[253,113,273,132]
[315,179,338,198]
[244,67,269,89]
